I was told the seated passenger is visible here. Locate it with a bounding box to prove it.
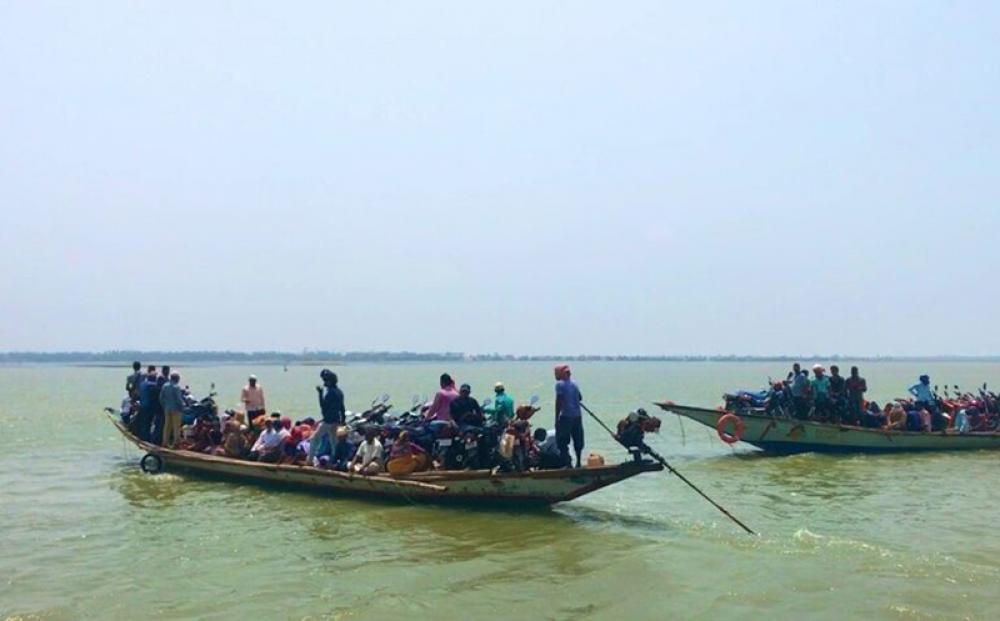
[250,416,290,462]
[218,420,249,458]
[387,430,428,475]
[450,384,484,427]
[351,428,384,475]
[764,382,789,417]
[185,414,216,452]
[905,407,924,432]
[863,402,885,428]
[508,419,533,471]
[533,428,566,469]
[281,425,306,464]
[919,408,932,432]
[330,426,355,471]
[886,404,907,430]
[954,408,971,433]
[120,394,133,424]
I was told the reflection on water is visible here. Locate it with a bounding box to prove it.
[111,465,194,508]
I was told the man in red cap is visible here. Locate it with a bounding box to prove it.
[554,364,584,468]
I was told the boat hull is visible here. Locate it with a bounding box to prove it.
[657,403,1000,454]
[110,418,661,506]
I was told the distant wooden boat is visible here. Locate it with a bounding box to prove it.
[108,416,662,506]
[656,402,1000,454]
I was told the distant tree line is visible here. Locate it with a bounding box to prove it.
[1,351,998,364]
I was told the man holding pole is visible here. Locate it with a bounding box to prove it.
[554,364,584,468]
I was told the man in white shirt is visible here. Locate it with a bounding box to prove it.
[251,416,289,463]
[533,428,566,469]
[351,428,384,475]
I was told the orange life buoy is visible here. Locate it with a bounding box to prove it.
[716,413,745,444]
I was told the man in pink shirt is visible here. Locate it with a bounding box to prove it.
[424,373,459,422]
[241,375,266,427]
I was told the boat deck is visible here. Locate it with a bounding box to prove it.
[110,417,663,505]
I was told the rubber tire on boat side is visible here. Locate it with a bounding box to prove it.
[140,453,163,474]
[716,414,745,444]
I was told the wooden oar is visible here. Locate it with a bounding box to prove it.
[580,403,757,536]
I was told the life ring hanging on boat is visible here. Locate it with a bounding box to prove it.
[140,453,163,474]
[716,414,745,445]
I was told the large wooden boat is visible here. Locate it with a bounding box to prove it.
[656,402,1000,454]
[108,416,662,506]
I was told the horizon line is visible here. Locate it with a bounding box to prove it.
[3,350,1000,363]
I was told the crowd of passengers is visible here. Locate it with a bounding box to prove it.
[121,362,589,475]
[739,363,1000,433]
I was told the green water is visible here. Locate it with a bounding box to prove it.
[2,362,998,620]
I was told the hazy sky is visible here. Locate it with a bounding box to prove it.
[1,2,998,356]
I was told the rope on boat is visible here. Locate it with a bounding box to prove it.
[580,403,757,536]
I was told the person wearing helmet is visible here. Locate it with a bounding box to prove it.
[554,364,584,468]
[486,382,515,427]
[309,369,345,466]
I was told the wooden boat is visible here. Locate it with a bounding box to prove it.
[656,402,1000,454]
[108,416,662,506]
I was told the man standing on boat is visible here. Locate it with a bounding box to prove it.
[159,372,186,449]
[135,371,160,441]
[828,365,848,423]
[125,361,143,400]
[554,364,584,468]
[241,375,266,428]
[846,366,868,422]
[309,369,345,466]
[811,365,832,421]
[789,363,810,420]
[151,365,171,444]
[909,375,943,431]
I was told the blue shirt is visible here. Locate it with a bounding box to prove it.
[159,381,186,413]
[331,440,354,464]
[556,379,582,419]
[790,373,808,397]
[139,378,160,411]
[910,383,933,403]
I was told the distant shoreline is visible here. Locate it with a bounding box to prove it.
[2,351,1000,364]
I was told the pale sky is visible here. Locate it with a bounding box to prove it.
[1,2,998,356]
